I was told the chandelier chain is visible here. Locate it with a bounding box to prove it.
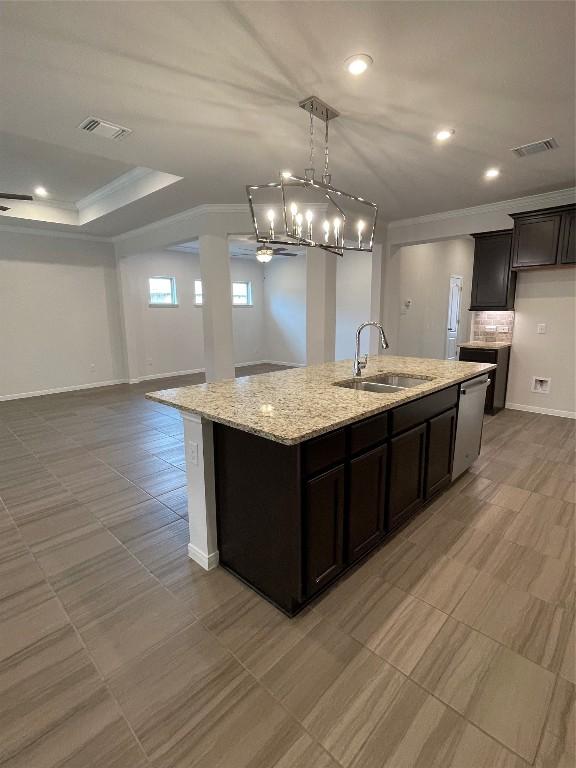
[309,110,315,171]
[324,119,329,178]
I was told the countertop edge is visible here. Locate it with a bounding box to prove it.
[146,365,496,446]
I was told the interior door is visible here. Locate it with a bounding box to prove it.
[446,275,463,359]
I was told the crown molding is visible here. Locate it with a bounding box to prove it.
[112,202,250,242]
[76,167,153,211]
[388,187,576,230]
[0,222,111,243]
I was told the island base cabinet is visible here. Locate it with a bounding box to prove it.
[304,465,345,596]
[388,424,427,530]
[347,444,387,563]
[425,408,457,498]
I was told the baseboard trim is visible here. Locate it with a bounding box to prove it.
[0,379,127,401]
[0,361,303,401]
[506,403,576,420]
[134,368,204,383]
[187,542,219,570]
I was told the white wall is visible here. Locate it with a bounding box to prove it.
[507,268,576,417]
[264,255,307,365]
[117,249,266,380]
[0,229,125,398]
[335,251,373,360]
[391,239,474,359]
[230,259,266,364]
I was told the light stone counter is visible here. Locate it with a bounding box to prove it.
[147,356,496,446]
[459,342,512,350]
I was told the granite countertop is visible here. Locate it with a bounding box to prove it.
[147,356,496,446]
[459,341,512,349]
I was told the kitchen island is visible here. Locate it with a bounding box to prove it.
[148,356,495,615]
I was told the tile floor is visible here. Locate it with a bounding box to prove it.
[0,369,574,768]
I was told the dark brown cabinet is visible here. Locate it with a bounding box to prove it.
[459,346,509,414]
[304,465,345,596]
[347,443,387,563]
[470,230,516,310]
[214,383,462,616]
[425,408,457,498]
[560,209,576,264]
[388,423,427,529]
[511,205,575,269]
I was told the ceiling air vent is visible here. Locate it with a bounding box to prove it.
[511,137,558,158]
[78,116,132,141]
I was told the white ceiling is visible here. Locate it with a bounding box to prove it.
[1,0,574,237]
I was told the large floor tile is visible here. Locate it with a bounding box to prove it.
[109,623,308,768]
[79,583,197,677]
[412,618,555,761]
[0,625,148,768]
[453,571,573,671]
[204,589,322,678]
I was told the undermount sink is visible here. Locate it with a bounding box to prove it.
[335,373,430,394]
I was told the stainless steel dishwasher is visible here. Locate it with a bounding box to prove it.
[452,375,491,479]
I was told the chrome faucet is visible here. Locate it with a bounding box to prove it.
[353,322,389,377]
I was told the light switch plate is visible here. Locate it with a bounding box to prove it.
[536,323,547,334]
[188,441,199,465]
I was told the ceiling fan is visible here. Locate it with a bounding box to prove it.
[0,192,34,212]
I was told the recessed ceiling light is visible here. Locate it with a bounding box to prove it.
[34,186,48,197]
[435,129,455,142]
[344,54,373,76]
[484,167,500,179]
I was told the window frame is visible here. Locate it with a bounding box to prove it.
[148,276,178,308]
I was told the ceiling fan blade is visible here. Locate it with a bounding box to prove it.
[0,205,10,212]
[0,193,34,201]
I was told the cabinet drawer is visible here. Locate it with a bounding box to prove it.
[302,428,346,477]
[349,412,389,455]
[390,387,458,436]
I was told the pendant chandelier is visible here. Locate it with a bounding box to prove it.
[246,96,378,256]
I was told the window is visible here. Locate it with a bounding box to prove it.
[191,280,253,307]
[194,279,203,305]
[232,281,252,306]
[149,277,177,306]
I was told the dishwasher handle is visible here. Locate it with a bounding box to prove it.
[461,377,490,395]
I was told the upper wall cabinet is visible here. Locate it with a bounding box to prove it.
[510,204,575,269]
[470,229,516,311]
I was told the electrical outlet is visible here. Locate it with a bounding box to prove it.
[531,377,551,394]
[536,323,547,335]
[188,441,199,465]
[90,363,96,372]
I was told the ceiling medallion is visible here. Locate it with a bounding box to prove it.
[246,96,378,256]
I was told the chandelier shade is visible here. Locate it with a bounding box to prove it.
[246,174,377,257]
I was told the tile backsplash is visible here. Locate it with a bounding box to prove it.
[471,310,515,344]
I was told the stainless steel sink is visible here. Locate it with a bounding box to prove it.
[334,373,430,393]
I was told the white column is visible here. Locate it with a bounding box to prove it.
[115,253,145,383]
[198,234,235,382]
[183,414,219,570]
[306,247,337,364]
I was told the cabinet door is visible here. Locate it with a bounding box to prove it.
[304,464,345,596]
[560,210,576,264]
[425,408,457,498]
[470,232,514,309]
[512,214,561,268]
[388,424,426,529]
[347,444,387,563]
